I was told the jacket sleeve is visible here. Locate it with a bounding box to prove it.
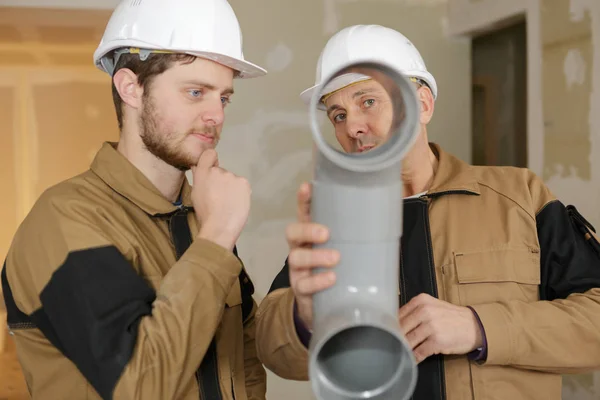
[472,174,600,373]
[2,198,242,400]
[255,259,309,380]
[242,300,267,399]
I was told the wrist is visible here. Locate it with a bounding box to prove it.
[293,299,312,348]
[297,305,313,332]
[197,222,237,250]
[466,305,487,361]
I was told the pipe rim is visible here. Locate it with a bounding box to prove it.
[309,322,418,399]
[308,60,420,173]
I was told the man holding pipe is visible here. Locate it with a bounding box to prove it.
[255,24,600,400]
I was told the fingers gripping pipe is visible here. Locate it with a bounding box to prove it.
[307,61,420,400]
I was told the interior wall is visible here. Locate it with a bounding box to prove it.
[448,0,600,398]
[541,0,600,233]
[0,84,16,265]
[0,1,470,399]
[0,7,117,263]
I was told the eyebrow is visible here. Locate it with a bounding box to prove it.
[182,80,234,95]
[352,88,378,98]
[326,87,379,116]
[326,104,341,116]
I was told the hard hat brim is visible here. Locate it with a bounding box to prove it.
[299,73,372,111]
[300,85,324,110]
[94,42,267,79]
[185,50,267,79]
[300,69,438,111]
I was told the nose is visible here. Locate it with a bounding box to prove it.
[201,99,225,126]
[345,113,369,139]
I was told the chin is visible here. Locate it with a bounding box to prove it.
[185,154,201,169]
[169,153,199,171]
[175,142,216,168]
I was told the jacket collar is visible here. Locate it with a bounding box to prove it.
[427,142,480,197]
[90,142,193,216]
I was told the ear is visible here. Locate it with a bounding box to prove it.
[113,68,144,110]
[418,86,435,125]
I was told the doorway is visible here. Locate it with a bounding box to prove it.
[471,19,527,167]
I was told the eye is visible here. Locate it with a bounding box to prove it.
[333,113,346,123]
[188,89,202,98]
[364,99,375,107]
[221,96,231,106]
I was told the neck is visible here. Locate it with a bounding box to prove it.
[117,128,185,203]
[401,128,438,198]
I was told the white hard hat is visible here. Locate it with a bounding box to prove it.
[319,72,372,103]
[93,0,266,79]
[301,24,437,109]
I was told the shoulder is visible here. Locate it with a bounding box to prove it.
[29,170,116,223]
[9,170,118,259]
[471,165,556,217]
[5,171,122,312]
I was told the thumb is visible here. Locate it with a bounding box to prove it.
[196,149,219,171]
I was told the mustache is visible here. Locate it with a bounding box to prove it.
[358,136,380,147]
[189,126,218,137]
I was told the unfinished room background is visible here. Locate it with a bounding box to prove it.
[0,0,597,399]
[449,0,600,398]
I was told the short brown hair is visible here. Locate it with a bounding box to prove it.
[111,52,196,130]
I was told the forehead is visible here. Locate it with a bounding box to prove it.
[323,79,389,108]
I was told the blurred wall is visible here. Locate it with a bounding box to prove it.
[0,1,470,399]
[448,0,600,398]
[0,6,118,266]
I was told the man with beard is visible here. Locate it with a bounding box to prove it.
[255,25,600,400]
[1,1,267,399]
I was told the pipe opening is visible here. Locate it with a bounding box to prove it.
[309,61,420,173]
[316,325,407,394]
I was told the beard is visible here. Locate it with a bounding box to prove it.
[139,93,218,171]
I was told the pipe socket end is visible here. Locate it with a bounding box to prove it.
[309,307,417,400]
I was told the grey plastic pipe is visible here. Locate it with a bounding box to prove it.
[307,61,420,400]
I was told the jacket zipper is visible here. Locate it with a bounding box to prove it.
[422,197,447,400]
[399,247,407,306]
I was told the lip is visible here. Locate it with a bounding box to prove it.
[357,144,375,153]
[192,133,215,143]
